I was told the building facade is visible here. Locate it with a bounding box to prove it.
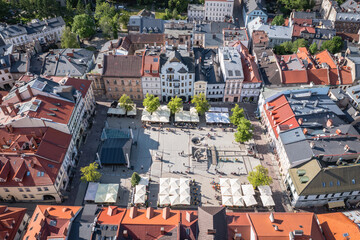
[242,0,268,27]
[188,4,205,22]
[204,0,234,22]
[141,50,161,98]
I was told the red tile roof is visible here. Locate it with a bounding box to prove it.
[64,77,92,98]
[282,70,308,84]
[318,212,360,240]
[339,66,353,85]
[24,205,81,240]
[0,127,71,187]
[227,212,251,240]
[142,55,160,78]
[291,18,312,26]
[247,212,323,240]
[97,206,126,225]
[103,55,142,78]
[0,206,27,240]
[307,68,329,85]
[239,43,262,83]
[315,50,337,69]
[292,25,315,37]
[263,95,299,138]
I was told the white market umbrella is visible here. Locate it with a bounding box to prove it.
[229,178,241,188]
[170,194,180,205]
[180,195,191,205]
[222,195,233,206]
[220,178,230,187]
[136,185,146,195]
[180,186,190,195]
[243,195,257,207]
[159,186,170,195]
[169,187,180,195]
[258,185,272,196]
[134,193,146,204]
[221,186,232,196]
[169,178,180,188]
[242,184,255,196]
[231,185,242,196]
[180,178,190,187]
[159,195,171,205]
[160,178,170,188]
[232,196,244,207]
[260,195,275,207]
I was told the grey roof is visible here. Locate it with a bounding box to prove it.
[0,17,65,39]
[284,140,314,167]
[347,57,360,79]
[128,16,141,27]
[292,11,316,19]
[336,12,360,21]
[341,0,360,13]
[41,48,94,77]
[346,85,360,105]
[329,88,346,101]
[243,0,266,14]
[194,22,236,35]
[194,48,223,85]
[314,28,336,40]
[161,50,195,73]
[141,17,164,33]
[101,128,130,140]
[10,53,29,73]
[198,207,227,240]
[188,4,204,11]
[254,48,281,85]
[99,138,132,165]
[69,205,100,240]
[204,33,223,47]
[0,55,10,70]
[248,18,293,40]
[0,44,13,56]
[279,127,306,145]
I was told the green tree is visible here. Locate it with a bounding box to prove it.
[320,36,343,54]
[119,12,130,30]
[131,172,141,187]
[271,15,285,26]
[309,42,318,55]
[234,118,253,143]
[95,1,115,21]
[0,0,11,22]
[191,93,210,115]
[80,162,102,182]
[143,93,160,114]
[118,94,134,113]
[291,39,308,52]
[61,27,80,48]
[230,104,245,126]
[99,15,113,38]
[167,96,183,115]
[85,3,92,15]
[76,0,85,14]
[278,0,315,12]
[72,14,95,39]
[172,8,178,19]
[247,165,273,189]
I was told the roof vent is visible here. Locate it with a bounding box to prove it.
[234,233,242,240]
[207,229,216,235]
[269,212,274,223]
[293,230,303,236]
[296,169,306,176]
[300,176,309,183]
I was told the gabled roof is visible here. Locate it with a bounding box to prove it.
[198,206,227,240]
[0,206,27,240]
[103,55,142,78]
[318,212,360,240]
[244,0,266,14]
[63,77,92,98]
[24,205,81,240]
[315,50,337,69]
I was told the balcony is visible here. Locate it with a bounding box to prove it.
[174,83,180,88]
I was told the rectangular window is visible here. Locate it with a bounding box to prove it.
[25,188,30,192]
[37,187,42,192]
[18,188,24,192]
[322,182,326,187]
[352,179,356,184]
[29,194,35,198]
[22,194,28,198]
[337,180,340,186]
[43,187,49,191]
[329,181,333,187]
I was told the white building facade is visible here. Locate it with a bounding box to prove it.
[204,0,234,22]
[188,4,205,22]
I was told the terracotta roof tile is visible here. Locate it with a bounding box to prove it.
[307,68,329,85]
[339,66,353,85]
[103,55,142,78]
[0,206,27,240]
[315,50,337,69]
[64,77,92,98]
[318,212,360,240]
[142,55,160,78]
[292,25,315,37]
[282,70,308,84]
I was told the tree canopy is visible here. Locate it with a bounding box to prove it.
[72,14,96,39]
[271,15,285,26]
[80,162,102,182]
[234,118,253,143]
[143,93,160,114]
[274,39,309,55]
[61,27,80,48]
[247,165,273,189]
[320,36,343,54]
[278,0,315,12]
[167,96,183,115]
[131,172,141,187]
[230,104,245,126]
[118,94,134,112]
[309,42,318,55]
[191,93,210,116]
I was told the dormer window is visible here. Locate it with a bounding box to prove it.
[145,70,150,73]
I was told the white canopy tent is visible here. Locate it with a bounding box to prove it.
[222,195,233,206]
[94,184,119,203]
[232,196,245,207]
[169,178,180,188]
[134,193,146,204]
[160,178,170,188]
[180,195,191,205]
[169,187,180,195]
[127,104,137,116]
[135,185,146,195]
[242,184,255,196]
[107,107,126,116]
[170,194,180,205]
[231,185,242,195]
[180,186,190,195]
[221,186,232,196]
[179,178,190,187]
[220,178,230,187]
[84,182,99,202]
[243,195,257,207]
[260,195,275,207]
[205,112,230,124]
[258,185,272,196]
[159,195,171,205]
[141,106,170,123]
[159,186,170,195]
[229,178,241,188]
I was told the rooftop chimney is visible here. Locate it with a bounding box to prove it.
[269,212,274,223]
[107,206,116,216]
[67,52,74,58]
[146,207,154,219]
[27,85,34,98]
[303,128,308,135]
[15,89,22,102]
[0,105,9,116]
[336,129,342,135]
[129,207,137,219]
[160,227,165,235]
[162,207,170,220]
[326,119,333,128]
[186,211,193,222]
